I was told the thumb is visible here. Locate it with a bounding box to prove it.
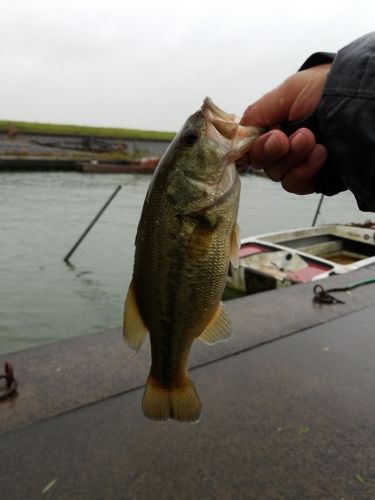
[240,78,298,127]
[240,64,331,128]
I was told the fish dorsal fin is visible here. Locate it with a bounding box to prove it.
[123,280,148,352]
[198,303,233,344]
[230,223,241,269]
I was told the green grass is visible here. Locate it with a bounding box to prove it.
[0,119,176,141]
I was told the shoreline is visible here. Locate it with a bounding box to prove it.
[0,126,172,171]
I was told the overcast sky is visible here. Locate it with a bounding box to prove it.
[1,0,374,131]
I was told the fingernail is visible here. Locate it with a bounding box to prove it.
[308,145,327,165]
[264,134,280,156]
[290,131,308,154]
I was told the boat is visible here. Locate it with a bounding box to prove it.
[226,222,375,297]
[77,157,159,174]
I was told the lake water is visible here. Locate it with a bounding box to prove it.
[0,172,371,355]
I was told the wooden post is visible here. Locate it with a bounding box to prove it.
[64,185,122,264]
[312,194,324,227]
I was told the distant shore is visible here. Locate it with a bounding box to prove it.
[0,119,174,171]
[0,119,264,175]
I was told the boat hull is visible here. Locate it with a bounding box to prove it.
[226,224,375,297]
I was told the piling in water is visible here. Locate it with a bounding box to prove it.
[63,185,122,264]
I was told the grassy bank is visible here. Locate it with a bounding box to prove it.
[0,119,176,141]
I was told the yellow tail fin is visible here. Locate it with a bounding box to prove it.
[142,374,201,423]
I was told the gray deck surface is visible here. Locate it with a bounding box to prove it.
[1,268,375,499]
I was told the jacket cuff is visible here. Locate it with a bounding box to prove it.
[298,52,336,71]
[315,164,347,196]
[298,51,345,197]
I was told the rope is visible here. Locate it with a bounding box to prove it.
[313,278,375,304]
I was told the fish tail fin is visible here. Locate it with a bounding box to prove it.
[142,373,201,423]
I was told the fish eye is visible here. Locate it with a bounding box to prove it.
[182,128,200,146]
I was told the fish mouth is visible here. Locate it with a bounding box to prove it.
[203,97,237,124]
[202,97,262,160]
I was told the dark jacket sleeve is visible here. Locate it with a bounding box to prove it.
[301,33,375,212]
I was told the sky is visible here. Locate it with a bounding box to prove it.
[1,0,375,132]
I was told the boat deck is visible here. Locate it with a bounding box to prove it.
[2,266,375,498]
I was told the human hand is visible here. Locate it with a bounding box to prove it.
[240,64,331,194]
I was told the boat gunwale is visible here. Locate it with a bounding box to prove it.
[239,224,375,273]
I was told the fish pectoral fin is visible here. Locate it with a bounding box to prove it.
[198,303,233,344]
[230,223,241,269]
[123,280,148,352]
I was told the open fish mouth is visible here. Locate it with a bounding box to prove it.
[203,97,237,124]
[202,97,261,157]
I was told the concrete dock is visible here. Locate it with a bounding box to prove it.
[1,267,375,499]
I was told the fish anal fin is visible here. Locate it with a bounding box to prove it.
[142,373,201,423]
[123,280,148,352]
[198,303,233,345]
[230,223,241,269]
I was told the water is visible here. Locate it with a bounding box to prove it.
[0,172,370,355]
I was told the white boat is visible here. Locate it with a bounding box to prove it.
[225,223,375,297]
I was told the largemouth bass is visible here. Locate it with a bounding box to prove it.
[124,98,260,422]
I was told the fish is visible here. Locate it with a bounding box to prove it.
[123,97,261,422]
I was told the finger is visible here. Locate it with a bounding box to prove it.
[281,145,328,194]
[263,128,316,181]
[246,130,290,169]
